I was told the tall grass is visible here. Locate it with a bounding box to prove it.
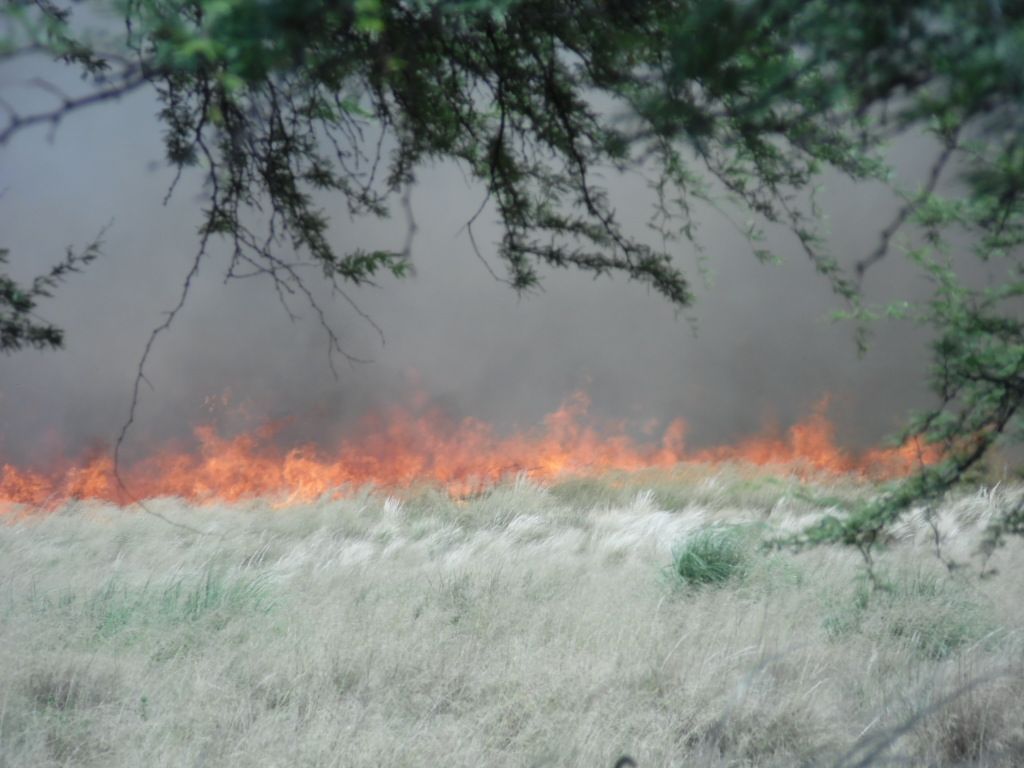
[0,471,1021,767]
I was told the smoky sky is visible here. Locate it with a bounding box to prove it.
[0,52,948,468]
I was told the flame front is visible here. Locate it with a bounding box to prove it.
[1,392,937,511]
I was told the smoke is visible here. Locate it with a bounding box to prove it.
[0,53,945,469]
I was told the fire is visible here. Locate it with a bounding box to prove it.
[1,392,938,511]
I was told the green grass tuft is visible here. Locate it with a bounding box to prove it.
[671,524,755,586]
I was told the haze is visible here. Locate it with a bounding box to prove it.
[0,52,943,468]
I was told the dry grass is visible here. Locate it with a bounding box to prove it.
[0,469,1022,767]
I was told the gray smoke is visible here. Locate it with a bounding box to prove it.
[0,56,944,469]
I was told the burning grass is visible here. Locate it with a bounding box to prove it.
[0,392,941,511]
[0,470,1022,767]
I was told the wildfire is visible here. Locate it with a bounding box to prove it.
[1,392,937,512]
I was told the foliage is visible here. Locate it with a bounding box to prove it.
[0,232,104,353]
[821,568,996,660]
[2,1,1024,549]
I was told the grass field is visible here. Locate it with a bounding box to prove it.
[1,467,1022,767]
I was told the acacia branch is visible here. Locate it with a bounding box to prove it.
[0,68,150,145]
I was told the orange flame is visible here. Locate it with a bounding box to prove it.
[1,391,938,512]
